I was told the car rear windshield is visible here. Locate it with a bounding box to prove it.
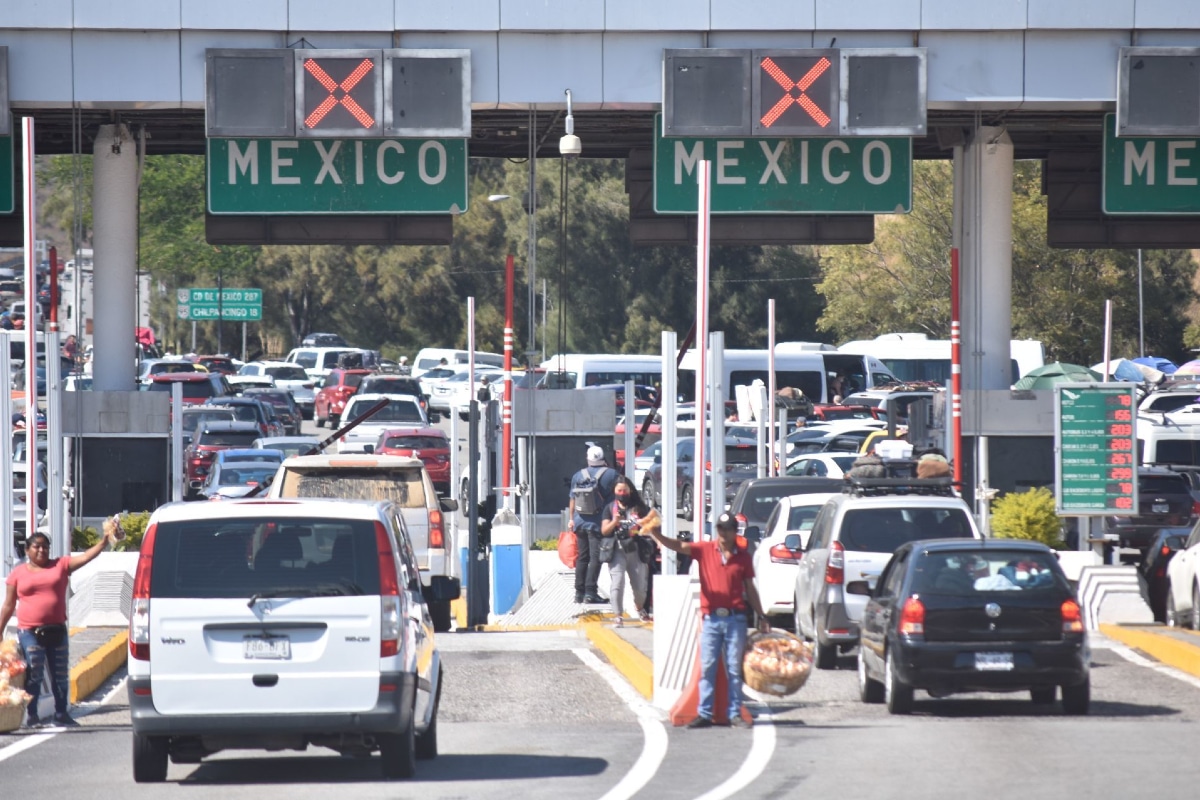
[912,549,1066,595]
[148,517,382,598]
[148,381,213,399]
[839,507,973,552]
[385,436,446,450]
[347,400,423,424]
[1140,475,1189,494]
[183,411,235,433]
[786,505,823,533]
[219,466,277,486]
[198,431,260,447]
[277,467,427,508]
[265,366,309,382]
[364,379,421,395]
[725,445,758,466]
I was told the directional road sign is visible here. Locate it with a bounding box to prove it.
[653,114,910,214]
[207,137,468,215]
[1054,383,1139,515]
[176,287,262,321]
[1103,113,1200,215]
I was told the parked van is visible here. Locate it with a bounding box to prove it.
[838,332,1046,385]
[1138,407,1200,466]
[411,348,504,378]
[538,353,662,390]
[284,346,364,380]
[677,346,897,405]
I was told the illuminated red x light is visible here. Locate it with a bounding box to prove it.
[760,57,832,128]
[304,58,376,129]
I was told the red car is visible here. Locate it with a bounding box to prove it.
[184,420,262,497]
[314,368,372,428]
[143,372,230,405]
[190,354,238,375]
[375,426,451,496]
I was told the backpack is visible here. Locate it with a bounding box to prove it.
[572,467,608,516]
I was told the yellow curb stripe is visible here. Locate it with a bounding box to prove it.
[70,631,128,704]
[584,622,654,700]
[1100,624,1200,680]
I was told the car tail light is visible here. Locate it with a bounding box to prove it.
[736,513,748,533]
[769,542,802,564]
[1061,599,1084,633]
[429,509,445,549]
[1192,499,1200,516]
[825,541,844,584]
[129,522,158,661]
[376,521,401,657]
[899,597,925,635]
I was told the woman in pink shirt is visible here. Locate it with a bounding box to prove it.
[1,528,114,728]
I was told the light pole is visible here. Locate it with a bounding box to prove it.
[1137,248,1145,358]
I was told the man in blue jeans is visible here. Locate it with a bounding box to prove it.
[648,512,768,728]
[567,445,618,604]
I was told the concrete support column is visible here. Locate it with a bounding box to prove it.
[92,124,138,390]
[956,125,1014,391]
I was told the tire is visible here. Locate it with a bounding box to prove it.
[429,600,453,633]
[378,712,417,779]
[858,649,884,703]
[681,485,694,522]
[1031,686,1057,705]
[416,674,441,760]
[814,637,838,670]
[884,649,914,715]
[1167,588,1181,628]
[1061,678,1090,715]
[132,733,169,783]
[643,478,657,510]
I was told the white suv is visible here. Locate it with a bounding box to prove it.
[128,499,456,782]
[268,454,458,632]
[794,477,983,669]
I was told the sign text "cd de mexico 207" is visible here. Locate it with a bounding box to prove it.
[207,138,468,215]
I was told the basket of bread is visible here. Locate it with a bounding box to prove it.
[0,639,31,732]
[743,629,814,697]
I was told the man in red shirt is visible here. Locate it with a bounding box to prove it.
[647,512,768,728]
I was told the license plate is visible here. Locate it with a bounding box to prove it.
[975,651,1013,671]
[244,636,291,660]
[1152,503,1169,513]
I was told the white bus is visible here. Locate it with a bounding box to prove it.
[838,333,1046,385]
[677,347,897,405]
[538,353,662,390]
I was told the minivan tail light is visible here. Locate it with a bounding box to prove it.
[1061,599,1084,633]
[429,509,445,549]
[129,522,158,661]
[376,521,402,657]
[825,541,844,584]
[899,597,925,635]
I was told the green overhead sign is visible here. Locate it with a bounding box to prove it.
[0,135,12,214]
[653,113,911,215]
[207,137,469,215]
[177,287,262,321]
[1055,383,1138,515]
[1102,113,1200,215]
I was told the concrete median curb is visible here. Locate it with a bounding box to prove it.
[1100,624,1200,680]
[70,630,128,704]
[584,622,654,700]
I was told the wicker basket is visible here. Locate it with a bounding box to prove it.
[743,630,814,697]
[0,703,26,733]
[7,671,25,691]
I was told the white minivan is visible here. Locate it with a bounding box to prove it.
[411,348,504,378]
[537,353,662,389]
[678,347,897,405]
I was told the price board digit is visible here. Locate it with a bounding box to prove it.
[1055,383,1139,515]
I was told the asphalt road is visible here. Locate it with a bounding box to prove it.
[4,631,1200,798]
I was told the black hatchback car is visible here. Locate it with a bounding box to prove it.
[1103,467,1195,551]
[856,539,1089,715]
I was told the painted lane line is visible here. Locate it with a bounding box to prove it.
[693,706,777,800]
[1103,639,1200,691]
[574,648,668,800]
[0,672,128,764]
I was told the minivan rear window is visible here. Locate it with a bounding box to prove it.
[839,507,973,552]
[278,467,427,508]
[149,517,382,598]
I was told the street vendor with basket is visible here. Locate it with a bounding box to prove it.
[645,512,769,729]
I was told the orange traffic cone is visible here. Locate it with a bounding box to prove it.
[669,620,754,727]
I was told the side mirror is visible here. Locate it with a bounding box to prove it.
[425,575,461,603]
[363,444,374,454]
[428,411,441,423]
[439,497,459,513]
[845,580,872,596]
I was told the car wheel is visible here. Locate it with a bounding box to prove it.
[1061,678,1090,715]
[643,478,657,510]
[814,637,837,670]
[460,479,471,514]
[681,485,694,522]
[416,674,441,760]
[132,733,169,783]
[1031,686,1057,705]
[429,600,453,634]
[884,649,914,715]
[1193,585,1200,632]
[1167,588,1181,627]
[858,649,884,703]
[378,707,417,779]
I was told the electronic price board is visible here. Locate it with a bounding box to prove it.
[1054,383,1139,515]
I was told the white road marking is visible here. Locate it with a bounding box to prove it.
[693,705,777,800]
[573,648,669,800]
[1101,638,1200,691]
[0,672,127,764]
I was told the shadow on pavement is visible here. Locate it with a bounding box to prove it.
[180,752,609,784]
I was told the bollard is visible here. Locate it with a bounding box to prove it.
[489,506,523,615]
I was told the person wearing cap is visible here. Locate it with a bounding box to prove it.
[568,445,618,604]
[645,512,769,729]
